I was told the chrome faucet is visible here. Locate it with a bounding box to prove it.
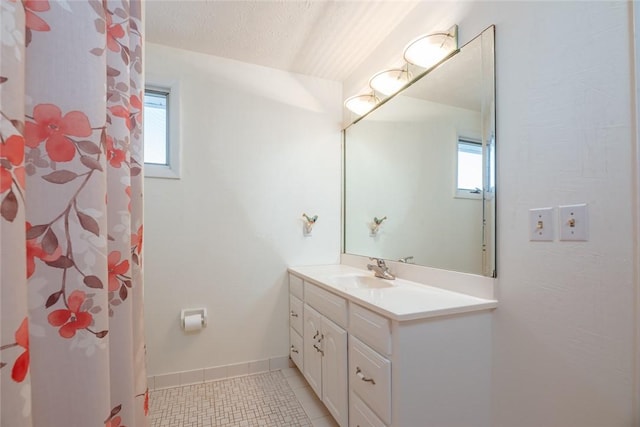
[367,257,396,280]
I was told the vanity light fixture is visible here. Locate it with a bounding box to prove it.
[344,92,380,116]
[403,25,458,69]
[369,65,413,96]
[344,24,457,116]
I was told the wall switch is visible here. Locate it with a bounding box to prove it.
[559,203,588,241]
[529,207,554,241]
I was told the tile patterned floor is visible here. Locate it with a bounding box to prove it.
[150,367,338,427]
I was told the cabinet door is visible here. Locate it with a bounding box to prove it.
[321,317,348,427]
[303,304,322,399]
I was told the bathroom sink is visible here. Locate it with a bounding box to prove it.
[329,275,394,290]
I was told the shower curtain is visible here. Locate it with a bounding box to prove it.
[1,1,147,425]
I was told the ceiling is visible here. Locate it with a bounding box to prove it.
[145,1,421,82]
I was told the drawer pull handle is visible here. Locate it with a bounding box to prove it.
[355,367,376,385]
[290,346,299,354]
[290,311,298,317]
[313,344,324,356]
[313,330,320,340]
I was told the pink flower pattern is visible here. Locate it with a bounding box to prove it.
[1,1,148,425]
[26,222,62,278]
[11,318,29,383]
[108,251,130,292]
[25,104,92,162]
[106,135,126,168]
[105,415,122,427]
[0,134,25,193]
[24,0,51,32]
[105,12,125,52]
[132,225,142,253]
[47,290,93,338]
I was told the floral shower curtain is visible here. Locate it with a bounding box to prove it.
[0,1,147,426]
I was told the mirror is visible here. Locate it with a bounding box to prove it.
[343,26,495,277]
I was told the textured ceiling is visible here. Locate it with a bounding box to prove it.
[145,1,421,82]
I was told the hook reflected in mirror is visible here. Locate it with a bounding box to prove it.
[370,216,387,236]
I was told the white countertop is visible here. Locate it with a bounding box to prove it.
[288,264,497,321]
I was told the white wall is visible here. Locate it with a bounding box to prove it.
[144,43,342,376]
[346,2,638,426]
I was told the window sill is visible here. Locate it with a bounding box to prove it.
[454,190,482,200]
[144,163,181,180]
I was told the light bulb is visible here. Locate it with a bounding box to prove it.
[404,31,456,69]
[369,68,413,96]
[344,93,380,116]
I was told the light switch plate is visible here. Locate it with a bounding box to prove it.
[529,207,554,241]
[559,203,588,241]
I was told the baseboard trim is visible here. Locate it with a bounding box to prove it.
[148,355,290,390]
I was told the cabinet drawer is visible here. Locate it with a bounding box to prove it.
[350,303,391,356]
[289,327,303,371]
[350,337,391,425]
[350,391,386,427]
[304,282,347,328]
[289,274,303,300]
[289,295,303,335]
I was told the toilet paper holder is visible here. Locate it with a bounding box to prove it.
[181,308,207,329]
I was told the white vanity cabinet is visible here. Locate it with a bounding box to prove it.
[320,314,348,424]
[302,304,322,394]
[302,285,349,427]
[347,303,392,425]
[288,274,304,371]
[348,302,492,427]
[288,266,495,427]
[289,273,349,427]
[390,311,492,427]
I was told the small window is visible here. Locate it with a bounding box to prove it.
[143,84,181,179]
[144,89,168,165]
[456,137,482,198]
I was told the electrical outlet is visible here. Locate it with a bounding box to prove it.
[559,203,588,241]
[529,207,554,241]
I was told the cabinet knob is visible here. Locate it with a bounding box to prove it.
[355,367,376,385]
[313,343,324,356]
[290,311,298,317]
[290,345,299,354]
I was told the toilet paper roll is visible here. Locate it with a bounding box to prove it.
[183,314,202,332]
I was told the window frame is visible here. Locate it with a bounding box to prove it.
[144,79,181,179]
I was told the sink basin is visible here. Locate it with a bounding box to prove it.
[329,275,394,290]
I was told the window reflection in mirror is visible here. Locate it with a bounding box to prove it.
[456,137,482,198]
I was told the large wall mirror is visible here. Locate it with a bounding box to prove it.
[343,25,496,277]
